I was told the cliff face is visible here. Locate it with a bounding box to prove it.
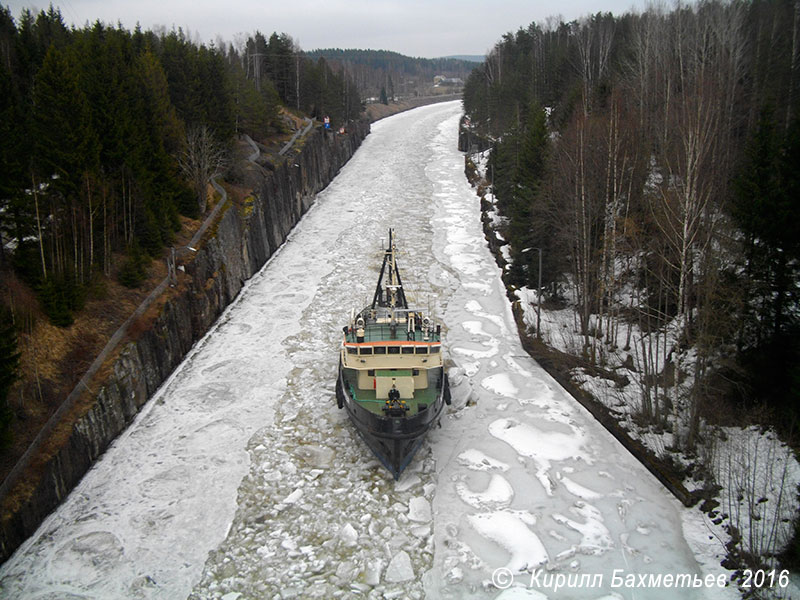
[0,121,370,563]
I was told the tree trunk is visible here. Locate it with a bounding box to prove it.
[32,173,48,280]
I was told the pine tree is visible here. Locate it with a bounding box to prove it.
[37,276,74,326]
[0,61,32,265]
[228,60,281,138]
[266,32,296,106]
[514,103,554,289]
[33,45,97,196]
[137,49,185,155]
[118,238,150,288]
[732,107,800,337]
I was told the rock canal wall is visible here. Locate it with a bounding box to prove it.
[0,121,370,564]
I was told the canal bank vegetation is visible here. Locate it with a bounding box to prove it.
[0,4,362,483]
[461,0,800,586]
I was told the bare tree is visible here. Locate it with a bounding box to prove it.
[574,15,615,116]
[597,90,638,364]
[553,110,606,360]
[714,431,798,568]
[639,2,747,450]
[179,124,228,214]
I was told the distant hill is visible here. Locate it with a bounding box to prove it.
[442,54,485,63]
[304,48,475,100]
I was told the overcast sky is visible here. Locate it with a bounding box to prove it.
[6,0,650,58]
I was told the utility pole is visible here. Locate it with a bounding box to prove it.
[248,50,265,92]
[296,52,300,110]
[535,247,542,338]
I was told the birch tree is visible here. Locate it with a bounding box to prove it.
[553,110,606,359]
[178,124,228,214]
[574,14,615,117]
[647,2,746,449]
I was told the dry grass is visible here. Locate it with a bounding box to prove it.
[364,101,414,121]
[0,272,187,519]
[0,189,212,487]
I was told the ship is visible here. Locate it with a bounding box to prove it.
[336,229,451,479]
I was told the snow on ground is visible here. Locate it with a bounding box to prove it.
[0,102,744,599]
[512,250,800,593]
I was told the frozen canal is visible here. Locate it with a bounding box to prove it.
[0,101,734,599]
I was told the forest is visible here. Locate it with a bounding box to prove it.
[304,48,474,100]
[463,0,800,570]
[0,5,362,451]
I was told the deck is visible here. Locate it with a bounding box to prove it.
[341,369,443,416]
[344,323,441,344]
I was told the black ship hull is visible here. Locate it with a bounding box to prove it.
[336,361,450,479]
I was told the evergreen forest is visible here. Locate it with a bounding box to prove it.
[0,5,362,451]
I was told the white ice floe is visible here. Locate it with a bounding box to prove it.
[385,550,415,583]
[457,448,510,472]
[364,557,384,586]
[395,474,421,492]
[551,501,613,556]
[488,417,586,463]
[461,320,487,336]
[282,488,303,505]
[452,339,499,359]
[468,511,548,572]
[408,497,432,523]
[481,373,520,398]
[456,473,514,509]
[502,353,534,378]
[338,522,358,547]
[559,474,602,500]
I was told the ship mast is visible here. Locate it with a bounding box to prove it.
[387,230,398,307]
[371,228,408,310]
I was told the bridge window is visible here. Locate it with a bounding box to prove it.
[374,347,386,355]
[415,346,428,354]
[360,347,373,355]
[402,347,414,355]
